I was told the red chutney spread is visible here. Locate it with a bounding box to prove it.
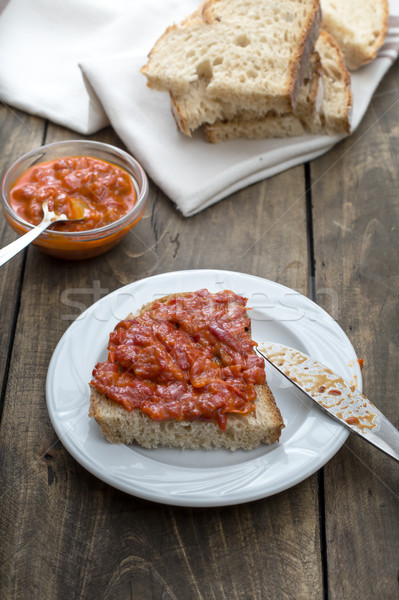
[9,156,136,232]
[91,289,266,430]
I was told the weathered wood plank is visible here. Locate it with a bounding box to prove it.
[0,105,45,401]
[311,61,399,599]
[0,118,323,599]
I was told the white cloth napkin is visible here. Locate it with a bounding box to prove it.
[1,0,398,216]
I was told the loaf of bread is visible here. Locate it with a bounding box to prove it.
[320,0,389,70]
[141,0,322,114]
[89,290,284,451]
[204,31,352,142]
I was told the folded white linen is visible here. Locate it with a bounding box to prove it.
[0,0,398,216]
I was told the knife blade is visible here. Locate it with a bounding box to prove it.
[256,342,399,463]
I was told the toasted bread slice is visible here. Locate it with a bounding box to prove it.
[204,31,351,142]
[320,0,389,70]
[141,0,322,114]
[89,291,284,451]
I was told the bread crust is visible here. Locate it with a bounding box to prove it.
[289,1,322,110]
[315,30,352,133]
[89,292,284,450]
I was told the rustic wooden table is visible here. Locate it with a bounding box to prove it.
[0,59,398,600]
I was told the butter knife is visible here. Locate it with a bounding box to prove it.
[256,342,399,462]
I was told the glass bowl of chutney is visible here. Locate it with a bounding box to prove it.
[1,140,149,260]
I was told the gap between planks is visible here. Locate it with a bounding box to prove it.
[305,161,329,600]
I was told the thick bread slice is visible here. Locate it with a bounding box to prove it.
[89,292,284,451]
[89,383,282,451]
[204,31,351,142]
[141,0,322,114]
[200,0,321,106]
[320,0,389,70]
[171,51,323,136]
[309,31,352,134]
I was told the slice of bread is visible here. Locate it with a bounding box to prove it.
[89,383,283,450]
[320,0,389,70]
[89,291,284,451]
[171,51,323,136]
[204,31,352,142]
[141,0,322,114]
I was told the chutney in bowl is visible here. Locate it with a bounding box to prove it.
[1,140,149,260]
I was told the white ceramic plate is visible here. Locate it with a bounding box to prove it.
[46,269,361,507]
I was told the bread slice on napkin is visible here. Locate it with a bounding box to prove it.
[141,0,322,115]
[89,291,284,451]
[171,50,323,136]
[204,31,352,142]
[320,0,389,70]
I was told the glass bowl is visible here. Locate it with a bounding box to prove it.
[1,140,149,260]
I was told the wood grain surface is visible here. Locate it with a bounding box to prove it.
[311,60,399,600]
[0,60,398,600]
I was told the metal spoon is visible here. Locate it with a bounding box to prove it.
[0,200,85,266]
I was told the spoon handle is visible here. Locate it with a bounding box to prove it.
[0,218,51,267]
